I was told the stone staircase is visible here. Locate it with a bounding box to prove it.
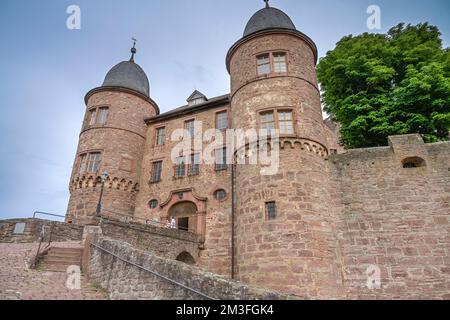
[39,247,83,272]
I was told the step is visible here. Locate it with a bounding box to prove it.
[41,264,76,272]
[46,252,82,258]
[42,258,81,265]
[49,248,83,254]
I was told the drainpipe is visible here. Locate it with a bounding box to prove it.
[231,160,236,280]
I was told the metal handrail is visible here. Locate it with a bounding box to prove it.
[31,222,55,269]
[91,242,215,300]
[33,211,65,219]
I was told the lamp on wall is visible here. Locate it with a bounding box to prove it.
[95,172,109,217]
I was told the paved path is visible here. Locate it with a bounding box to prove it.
[0,242,107,300]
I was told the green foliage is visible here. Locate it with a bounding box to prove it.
[317,23,450,148]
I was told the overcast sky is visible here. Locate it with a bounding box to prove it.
[0,0,449,220]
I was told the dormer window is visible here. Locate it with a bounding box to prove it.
[187,90,208,106]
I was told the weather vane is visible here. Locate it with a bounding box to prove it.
[264,0,270,8]
[130,38,137,61]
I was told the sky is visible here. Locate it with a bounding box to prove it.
[0,0,449,221]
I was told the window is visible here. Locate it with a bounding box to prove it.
[265,202,276,220]
[89,109,97,126]
[178,217,189,231]
[215,148,228,171]
[148,199,159,209]
[257,52,288,77]
[151,161,163,183]
[261,112,275,131]
[278,111,294,134]
[13,223,26,234]
[273,53,287,73]
[216,111,228,130]
[98,107,109,125]
[156,127,166,146]
[257,53,271,77]
[260,109,295,135]
[87,152,102,173]
[188,154,200,176]
[402,157,426,168]
[214,189,227,201]
[175,156,186,178]
[184,120,195,138]
[78,154,87,174]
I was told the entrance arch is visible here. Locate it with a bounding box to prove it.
[169,201,198,233]
[176,251,196,265]
[160,188,207,240]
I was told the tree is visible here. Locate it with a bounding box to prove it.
[317,23,450,149]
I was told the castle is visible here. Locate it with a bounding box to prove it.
[65,2,450,299]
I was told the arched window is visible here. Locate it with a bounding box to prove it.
[176,252,196,265]
[402,157,426,168]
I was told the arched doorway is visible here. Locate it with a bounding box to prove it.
[168,201,198,233]
[176,251,196,265]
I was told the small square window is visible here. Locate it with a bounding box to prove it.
[13,223,26,234]
[265,202,276,220]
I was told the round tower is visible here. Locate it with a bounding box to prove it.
[227,3,344,298]
[66,45,159,225]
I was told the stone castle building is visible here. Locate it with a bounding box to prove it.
[65,3,450,299]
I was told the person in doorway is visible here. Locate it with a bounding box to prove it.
[170,217,177,229]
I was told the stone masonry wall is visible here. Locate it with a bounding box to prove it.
[136,103,233,277]
[99,217,202,261]
[88,237,300,300]
[330,135,450,299]
[67,90,157,224]
[0,219,83,243]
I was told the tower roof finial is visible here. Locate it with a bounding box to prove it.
[130,38,137,62]
[264,0,270,8]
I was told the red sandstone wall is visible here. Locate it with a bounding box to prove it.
[134,105,233,277]
[67,90,157,223]
[330,135,450,299]
[229,32,345,298]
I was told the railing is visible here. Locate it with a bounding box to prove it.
[33,211,65,221]
[91,242,215,300]
[30,222,55,269]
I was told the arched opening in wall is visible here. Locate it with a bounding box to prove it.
[402,157,426,168]
[168,201,198,233]
[176,252,196,265]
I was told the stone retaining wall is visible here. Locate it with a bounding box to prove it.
[0,219,83,243]
[88,237,300,300]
